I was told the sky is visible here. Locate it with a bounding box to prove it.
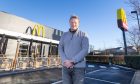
[0,0,136,50]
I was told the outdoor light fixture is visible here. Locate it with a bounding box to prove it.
[131,11,140,32]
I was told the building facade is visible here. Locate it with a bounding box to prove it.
[0,11,63,58]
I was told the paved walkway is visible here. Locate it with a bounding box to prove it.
[0,68,62,84]
[131,70,140,84]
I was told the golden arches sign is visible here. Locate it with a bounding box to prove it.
[117,8,128,31]
[32,24,46,38]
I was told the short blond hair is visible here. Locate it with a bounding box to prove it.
[69,15,80,21]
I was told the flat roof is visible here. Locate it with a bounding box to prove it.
[0,29,59,44]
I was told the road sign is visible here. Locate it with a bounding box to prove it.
[117,8,128,55]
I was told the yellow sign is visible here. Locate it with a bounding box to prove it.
[32,24,46,38]
[117,8,128,31]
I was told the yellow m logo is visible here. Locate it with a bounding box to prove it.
[32,24,46,38]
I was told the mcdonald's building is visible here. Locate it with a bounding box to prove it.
[0,11,63,60]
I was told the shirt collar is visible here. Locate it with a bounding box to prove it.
[69,28,78,34]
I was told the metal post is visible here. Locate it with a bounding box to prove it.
[136,12,140,32]
[29,39,33,57]
[11,38,21,70]
[122,29,128,55]
[40,42,43,57]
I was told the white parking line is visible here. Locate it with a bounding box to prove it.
[99,66,107,68]
[110,67,119,70]
[51,80,62,84]
[85,77,120,84]
[114,64,134,70]
[86,69,105,74]
[88,65,95,68]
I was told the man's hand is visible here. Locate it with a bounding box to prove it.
[63,60,74,68]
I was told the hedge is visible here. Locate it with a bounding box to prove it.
[125,55,140,69]
[86,55,140,69]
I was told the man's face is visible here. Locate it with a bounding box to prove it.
[69,18,79,30]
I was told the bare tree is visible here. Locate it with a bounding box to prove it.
[127,0,140,54]
[127,27,140,53]
[128,0,140,14]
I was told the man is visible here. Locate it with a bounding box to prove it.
[58,15,89,84]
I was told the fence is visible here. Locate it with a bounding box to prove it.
[0,55,61,71]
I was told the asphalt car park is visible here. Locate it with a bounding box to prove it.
[85,63,135,84]
[0,63,135,84]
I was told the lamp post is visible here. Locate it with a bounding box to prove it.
[131,11,140,32]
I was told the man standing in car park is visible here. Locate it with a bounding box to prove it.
[59,15,89,84]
